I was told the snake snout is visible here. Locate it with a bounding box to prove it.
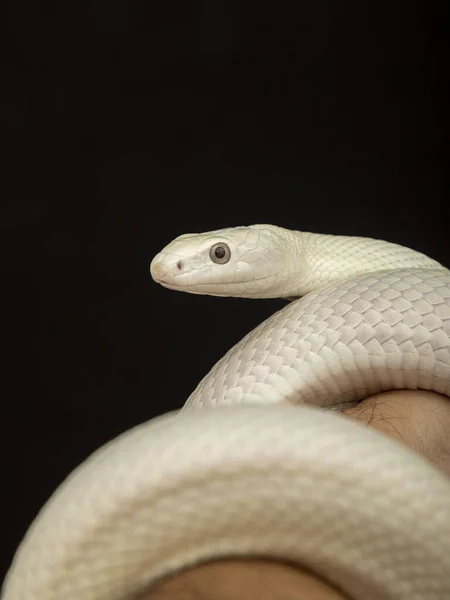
[150,257,169,283]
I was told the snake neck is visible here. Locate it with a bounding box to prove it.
[265,227,444,299]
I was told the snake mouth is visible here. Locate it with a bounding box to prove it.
[152,273,170,285]
[150,268,204,294]
[156,279,183,291]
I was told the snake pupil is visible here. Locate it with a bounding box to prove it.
[215,247,225,259]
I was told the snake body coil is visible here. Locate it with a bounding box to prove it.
[3,226,450,600]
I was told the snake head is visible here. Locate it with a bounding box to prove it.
[150,224,295,298]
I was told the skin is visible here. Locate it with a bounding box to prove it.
[143,389,450,600]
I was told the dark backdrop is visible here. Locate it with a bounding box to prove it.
[2,1,448,583]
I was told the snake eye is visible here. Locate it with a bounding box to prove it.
[210,242,231,264]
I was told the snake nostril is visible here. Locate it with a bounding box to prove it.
[177,261,183,271]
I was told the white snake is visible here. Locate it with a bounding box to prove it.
[3,225,450,600]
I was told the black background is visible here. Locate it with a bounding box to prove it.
[2,1,448,583]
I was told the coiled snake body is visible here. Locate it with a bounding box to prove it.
[3,225,450,600]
